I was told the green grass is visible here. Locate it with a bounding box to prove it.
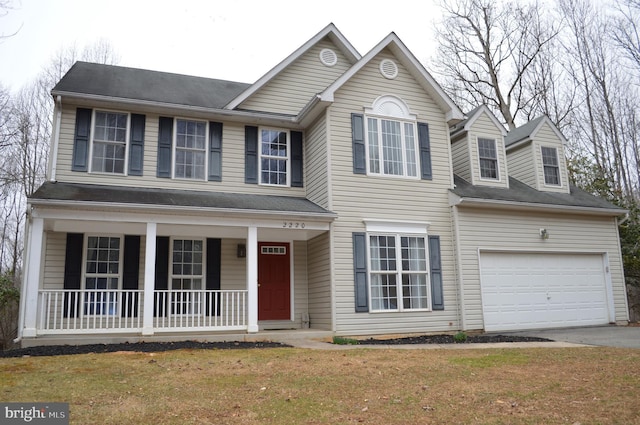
[1,347,640,424]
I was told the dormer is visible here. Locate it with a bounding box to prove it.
[505,116,570,194]
[449,105,509,189]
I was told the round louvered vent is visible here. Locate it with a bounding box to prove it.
[319,48,338,67]
[380,59,398,79]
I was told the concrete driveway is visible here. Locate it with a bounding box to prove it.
[503,325,640,348]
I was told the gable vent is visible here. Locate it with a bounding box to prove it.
[319,48,338,67]
[380,59,398,79]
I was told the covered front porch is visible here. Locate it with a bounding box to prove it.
[19,182,336,343]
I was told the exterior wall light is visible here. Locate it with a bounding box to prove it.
[539,228,549,240]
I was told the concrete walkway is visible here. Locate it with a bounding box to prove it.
[502,325,640,349]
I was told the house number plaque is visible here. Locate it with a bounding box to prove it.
[283,222,306,229]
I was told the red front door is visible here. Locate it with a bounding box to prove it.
[258,242,291,320]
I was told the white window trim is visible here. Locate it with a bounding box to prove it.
[88,109,130,176]
[477,136,500,181]
[363,96,420,179]
[258,127,291,187]
[172,118,209,181]
[365,225,433,314]
[169,237,206,316]
[82,234,124,317]
[364,114,420,179]
[540,145,562,187]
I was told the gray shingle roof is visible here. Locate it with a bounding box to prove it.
[30,182,335,217]
[52,62,251,110]
[505,116,545,146]
[451,175,623,212]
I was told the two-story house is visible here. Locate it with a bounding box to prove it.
[17,24,628,346]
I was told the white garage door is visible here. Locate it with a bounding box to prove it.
[480,252,610,331]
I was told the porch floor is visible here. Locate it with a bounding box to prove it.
[18,329,334,348]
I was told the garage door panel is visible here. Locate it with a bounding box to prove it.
[480,252,609,331]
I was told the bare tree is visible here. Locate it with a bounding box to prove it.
[433,0,559,129]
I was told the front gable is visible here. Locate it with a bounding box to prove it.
[227,23,360,116]
[236,37,356,115]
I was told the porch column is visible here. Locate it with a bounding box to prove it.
[22,217,44,338]
[247,226,259,333]
[142,222,157,336]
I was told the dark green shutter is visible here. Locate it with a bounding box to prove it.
[122,235,140,317]
[63,233,84,317]
[208,122,223,181]
[72,108,92,172]
[352,114,366,174]
[353,232,369,312]
[429,235,444,310]
[128,114,146,176]
[291,130,303,187]
[418,122,432,180]
[245,126,258,184]
[154,236,169,316]
[206,238,222,315]
[157,117,173,178]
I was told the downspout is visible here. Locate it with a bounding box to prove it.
[49,96,62,182]
[15,207,32,343]
[451,203,467,331]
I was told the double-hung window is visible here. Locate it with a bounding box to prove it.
[84,236,121,315]
[367,117,418,177]
[260,128,289,185]
[175,119,207,180]
[478,138,499,179]
[91,111,129,174]
[171,239,204,315]
[541,146,560,185]
[369,234,429,311]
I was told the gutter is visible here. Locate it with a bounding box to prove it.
[50,91,302,128]
[450,195,627,217]
[28,198,338,221]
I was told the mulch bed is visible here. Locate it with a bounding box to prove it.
[0,341,290,358]
[358,334,552,345]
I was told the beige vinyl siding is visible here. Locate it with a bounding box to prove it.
[239,38,353,115]
[55,106,306,197]
[327,48,460,335]
[307,232,332,330]
[532,121,570,193]
[220,239,246,291]
[506,143,536,188]
[43,232,65,290]
[305,114,329,208]
[454,207,627,330]
[451,137,471,182]
[468,112,509,188]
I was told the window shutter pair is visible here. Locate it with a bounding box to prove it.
[352,233,444,312]
[153,237,221,317]
[156,118,223,181]
[351,114,432,179]
[245,126,303,186]
[63,234,141,318]
[72,108,146,175]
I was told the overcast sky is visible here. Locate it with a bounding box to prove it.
[0,0,441,91]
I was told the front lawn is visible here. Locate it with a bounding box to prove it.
[1,346,639,424]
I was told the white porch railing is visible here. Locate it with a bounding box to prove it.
[153,290,247,331]
[37,289,248,334]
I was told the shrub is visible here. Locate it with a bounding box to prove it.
[332,336,359,345]
[453,331,468,343]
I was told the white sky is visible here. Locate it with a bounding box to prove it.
[0,0,442,91]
